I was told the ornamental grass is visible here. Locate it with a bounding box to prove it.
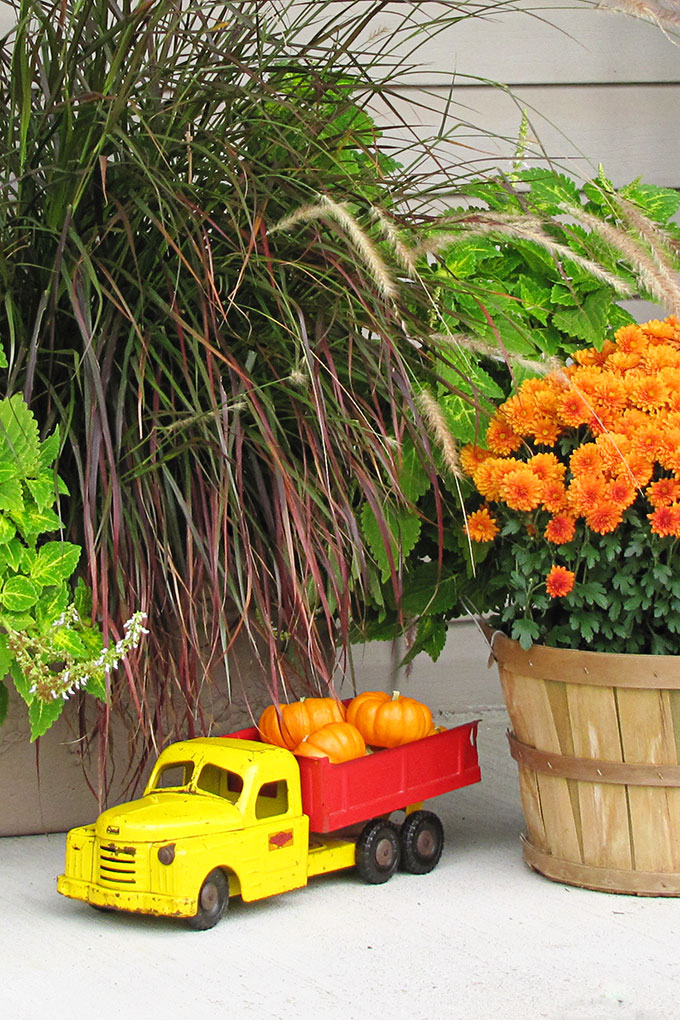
[462,316,680,653]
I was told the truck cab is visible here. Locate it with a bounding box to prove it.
[58,737,310,928]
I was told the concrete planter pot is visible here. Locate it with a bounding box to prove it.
[0,636,274,836]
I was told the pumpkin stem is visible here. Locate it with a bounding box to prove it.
[391,690,400,700]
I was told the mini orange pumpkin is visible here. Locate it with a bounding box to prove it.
[258,697,346,750]
[293,722,366,763]
[346,690,433,748]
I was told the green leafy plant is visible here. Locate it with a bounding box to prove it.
[3,0,541,769]
[0,392,145,737]
[460,314,680,653]
[355,169,680,660]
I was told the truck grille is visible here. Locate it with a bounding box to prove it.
[98,843,137,886]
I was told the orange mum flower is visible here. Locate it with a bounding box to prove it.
[542,479,569,513]
[558,388,591,427]
[585,502,623,535]
[499,467,544,512]
[501,393,539,437]
[648,503,680,538]
[574,341,616,367]
[595,432,632,474]
[643,319,675,342]
[606,476,637,510]
[607,350,641,374]
[567,474,606,515]
[628,373,669,412]
[647,477,680,508]
[460,445,492,477]
[545,565,576,598]
[473,458,516,501]
[631,422,664,462]
[464,507,499,543]
[527,452,565,484]
[544,514,576,544]
[614,323,647,353]
[569,443,603,477]
[625,454,654,488]
[531,416,561,447]
[486,414,522,455]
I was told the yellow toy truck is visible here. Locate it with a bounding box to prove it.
[57,719,480,929]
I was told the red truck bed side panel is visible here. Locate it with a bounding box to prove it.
[225,720,481,834]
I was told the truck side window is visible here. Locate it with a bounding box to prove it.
[196,764,244,802]
[153,761,195,789]
[255,780,289,819]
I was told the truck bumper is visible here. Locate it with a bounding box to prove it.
[57,874,196,919]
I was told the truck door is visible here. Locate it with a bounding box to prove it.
[249,777,308,899]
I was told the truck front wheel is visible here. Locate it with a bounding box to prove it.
[400,810,444,874]
[356,820,400,884]
[187,869,229,930]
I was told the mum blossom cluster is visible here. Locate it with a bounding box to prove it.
[461,316,680,597]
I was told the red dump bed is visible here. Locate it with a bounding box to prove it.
[226,719,481,834]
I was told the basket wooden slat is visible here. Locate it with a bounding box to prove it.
[492,629,680,895]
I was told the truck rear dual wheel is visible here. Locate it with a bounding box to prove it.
[356,819,401,884]
[187,869,230,930]
[400,810,444,874]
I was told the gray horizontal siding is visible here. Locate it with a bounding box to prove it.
[373,82,680,188]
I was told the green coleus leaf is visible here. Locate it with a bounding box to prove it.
[0,633,13,679]
[28,696,65,741]
[551,289,612,348]
[35,584,69,630]
[38,427,60,470]
[399,438,433,503]
[73,576,93,620]
[361,503,422,583]
[621,181,680,224]
[30,541,81,586]
[444,237,503,278]
[400,562,459,617]
[0,515,15,544]
[403,615,448,664]
[526,169,582,212]
[440,393,488,446]
[10,506,62,541]
[3,539,31,572]
[0,575,40,613]
[0,478,24,513]
[50,627,88,658]
[0,394,41,477]
[517,275,552,325]
[26,473,58,511]
[84,672,107,701]
[550,284,580,308]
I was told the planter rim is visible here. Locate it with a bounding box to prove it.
[485,625,680,688]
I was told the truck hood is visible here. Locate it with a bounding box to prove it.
[95,792,244,841]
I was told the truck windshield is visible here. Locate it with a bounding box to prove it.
[196,764,244,803]
[152,761,195,790]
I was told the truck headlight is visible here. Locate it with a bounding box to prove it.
[157,843,175,865]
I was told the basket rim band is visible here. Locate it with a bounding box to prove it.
[507,731,680,786]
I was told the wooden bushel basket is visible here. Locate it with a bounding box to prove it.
[490,629,680,895]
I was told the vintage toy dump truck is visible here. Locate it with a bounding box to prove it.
[57,718,480,929]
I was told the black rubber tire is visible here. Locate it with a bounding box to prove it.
[400,810,444,874]
[355,819,401,884]
[187,869,229,930]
